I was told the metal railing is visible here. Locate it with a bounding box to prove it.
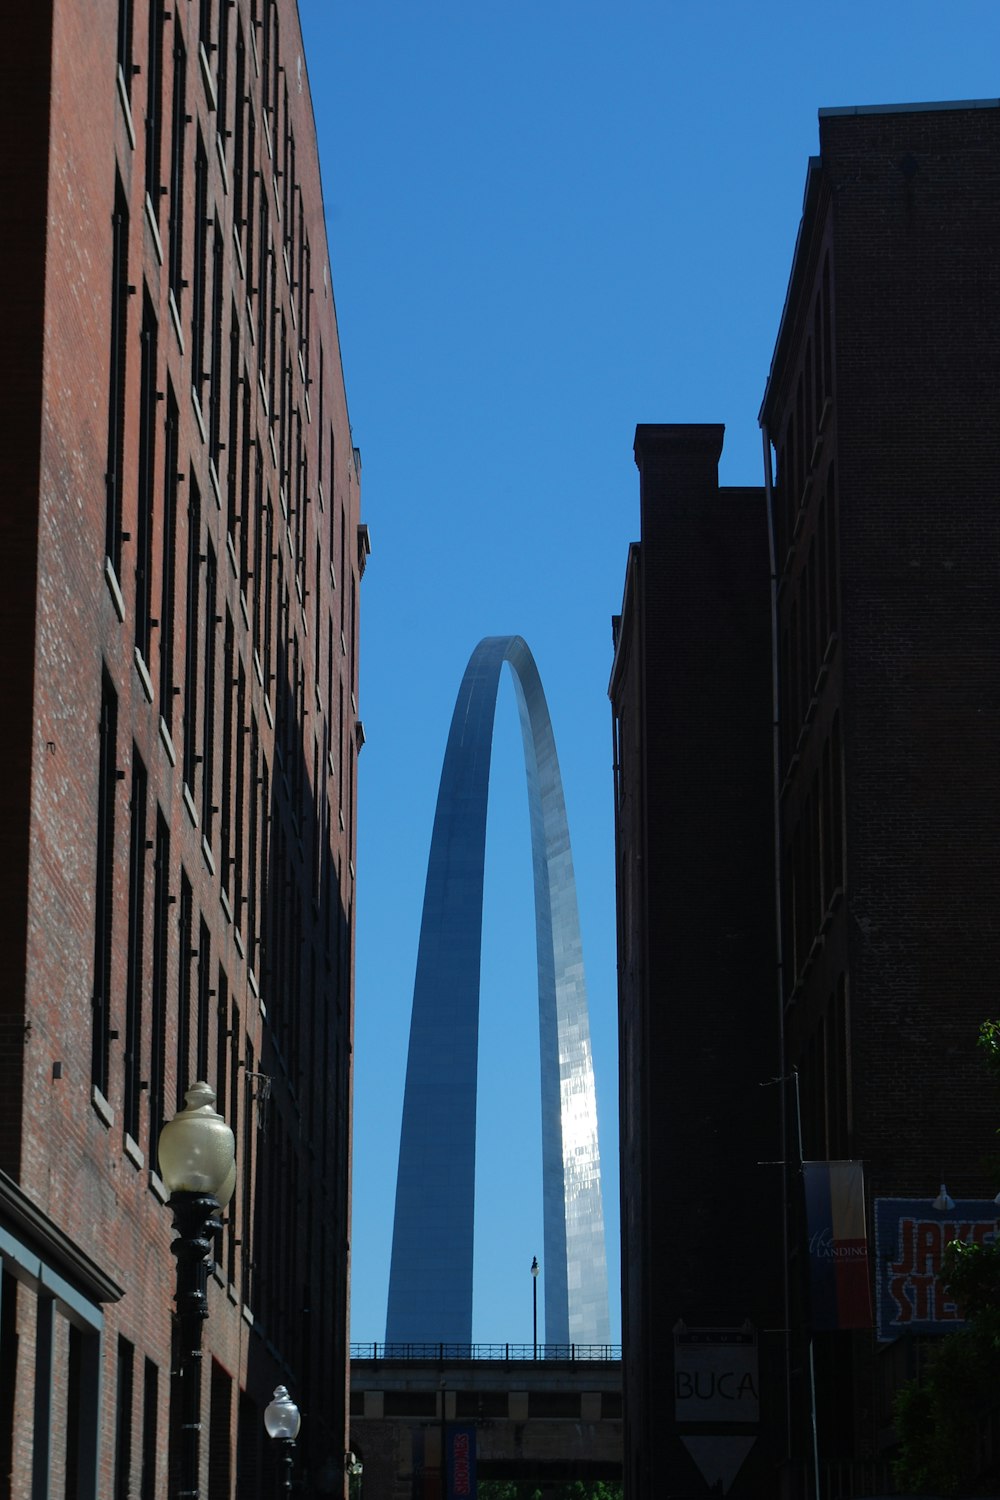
[350,1341,621,1362]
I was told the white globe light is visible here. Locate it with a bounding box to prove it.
[158,1082,236,1202]
[264,1386,301,1440]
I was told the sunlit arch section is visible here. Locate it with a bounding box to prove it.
[386,636,610,1347]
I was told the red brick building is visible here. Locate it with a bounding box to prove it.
[612,100,1000,1498]
[0,0,365,1494]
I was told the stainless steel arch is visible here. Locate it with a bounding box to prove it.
[386,636,610,1346]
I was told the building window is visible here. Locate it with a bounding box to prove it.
[232,20,247,241]
[220,612,235,892]
[149,811,170,1164]
[106,177,130,578]
[227,307,242,546]
[200,538,218,838]
[124,748,148,1143]
[233,665,247,925]
[159,386,180,729]
[208,229,224,467]
[197,917,211,1081]
[92,672,118,1098]
[191,132,209,402]
[168,23,188,306]
[114,1336,135,1500]
[177,871,193,1105]
[182,476,201,792]
[135,289,158,663]
[117,0,134,96]
[144,0,165,217]
[140,1360,159,1500]
[208,1362,232,1500]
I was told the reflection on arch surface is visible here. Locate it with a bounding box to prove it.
[386,636,610,1346]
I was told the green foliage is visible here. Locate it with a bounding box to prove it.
[892,1020,1000,1495]
[478,1483,623,1500]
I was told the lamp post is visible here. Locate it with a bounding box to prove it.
[264,1386,301,1498]
[531,1256,539,1359]
[158,1081,236,1500]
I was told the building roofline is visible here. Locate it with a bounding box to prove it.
[819,97,999,118]
[758,156,823,431]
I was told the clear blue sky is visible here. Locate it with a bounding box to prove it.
[295,0,998,1345]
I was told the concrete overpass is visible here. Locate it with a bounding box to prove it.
[349,1344,622,1500]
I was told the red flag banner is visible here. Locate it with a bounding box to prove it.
[803,1160,873,1330]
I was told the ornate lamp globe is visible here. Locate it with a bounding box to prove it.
[264,1386,301,1441]
[158,1081,236,1204]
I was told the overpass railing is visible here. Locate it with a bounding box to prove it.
[350,1342,621,1362]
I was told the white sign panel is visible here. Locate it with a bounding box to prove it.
[673,1323,759,1424]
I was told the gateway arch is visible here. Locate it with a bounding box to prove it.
[386,636,610,1347]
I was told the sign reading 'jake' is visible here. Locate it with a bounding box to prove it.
[874,1199,1000,1341]
[673,1323,759,1424]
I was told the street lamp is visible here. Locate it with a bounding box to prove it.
[264,1386,301,1497]
[158,1081,236,1500]
[531,1256,540,1359]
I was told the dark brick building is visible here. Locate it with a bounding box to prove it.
[612,100,1000,1498]
[0,0,364,1494]
[610,425,781,1498]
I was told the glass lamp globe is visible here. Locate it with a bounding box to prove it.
[158,1082,236,1204]
[264,1386,301,1440]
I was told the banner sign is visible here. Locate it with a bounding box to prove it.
[803,1160,873,1329]
[673,1324,759,1424]
[446,1425,476,1500]
[874,1198,1000,1342]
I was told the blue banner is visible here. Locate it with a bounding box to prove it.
[874,1198,1000,1341]
[446,1425,476,1500]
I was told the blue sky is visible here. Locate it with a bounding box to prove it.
[295,0,999,1345]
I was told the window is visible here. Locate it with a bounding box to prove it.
[168,24,187,303]
[135,290,158,663]
[114,1336,134,1500]
[227,306,241,545]
[209,229,224,467]
[182,477,201,791]
[191,132,209,400]
[196,917,211,1080]
[233,664,247,922]
[92,673,118,1098]
[220,613,234,888]
[106,177,130,577]
[117,0,134,96]
[149,812,170,1163]
[159,386,180,728]
[232,22,247,243]
[144,0,165,216]
[140,1360,159,1500]
[124,748,148,1142]
[200,538,218,838]
[176,871,193,1106]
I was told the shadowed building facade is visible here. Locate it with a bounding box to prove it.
[0,0,363,1492]
[386,636,610,1347]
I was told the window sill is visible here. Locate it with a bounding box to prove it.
[144,193,164,266]
[134,648,154,704]
[159,715,177,767]
[104,558,126,622]
[168,288,185,353]
[116,66,136,151]
[91,1086,113,1128]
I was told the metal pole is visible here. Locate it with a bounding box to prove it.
[276,1438,295,1498]
[533,1274,538,1358]
[169,1192,219,1500]
[531,1255,539,1359]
